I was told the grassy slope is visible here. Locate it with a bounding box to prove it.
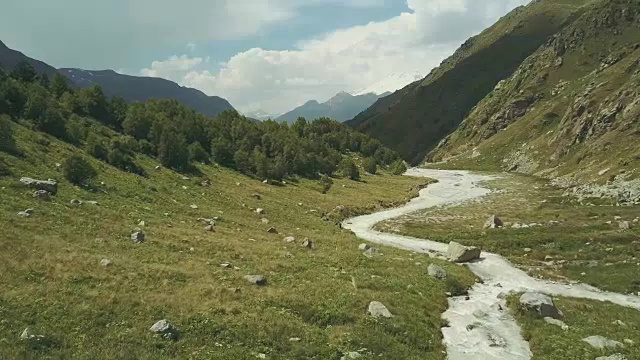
[348,0,587,164]
[0,122,477,359]
[431,0,640,183]
[376,172,640,358]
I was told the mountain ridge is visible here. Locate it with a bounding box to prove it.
[276,91,386,123]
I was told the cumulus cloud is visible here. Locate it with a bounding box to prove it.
[142,0,530,114]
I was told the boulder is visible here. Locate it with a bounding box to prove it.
[519,292,562,319]
[447,242,481,263]
[131,230,145,244]
[20,177,58,195]
[283,236,296,243]
[244,275,267,286]
[368,301,393,318]
[363,247,380,258]
[267,227,278,234]
[582,336,624,350]
[358,243,371,251]
[427,264,447,280]
[619,221,631,230]
[256,208,265,215]
[33,190,51,201]
[301,238,314,249]
[149,319,178,340]
[484,215,503,229]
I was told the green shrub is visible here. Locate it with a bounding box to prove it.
[188,141,209,164]
[63,155,98,185]
[390,160,407,175]
[0,115,16,153]
[363,157,377,174]
[85,134,108,161]
[338,158,360,180]
[319,174,333,194]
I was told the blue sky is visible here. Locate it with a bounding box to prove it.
[0,0,529,114]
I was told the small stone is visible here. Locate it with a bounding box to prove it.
[221,262,233,269]
[244,275,267,286]
[368,301,393,318]
[484,215,503,229]
[138,220,146,227]
[100,259,112,267]
[252,193,262,200]
[70,199,82,206]
[358,243,371,251]
[20,328,32,340]
[256,208,265,215]
[363,247,379,258]
[524,248,532,253]
[613,320,626,326]
[204,225,214,232]
[301,238,314,249]
[582,335,623,350]
[32,190,51,201]
[190,204,199,209]
[544,317,569,330]
[283,236,295,243]
[261,218,270,224]
[149,319,177,340]
[289,337,301,342]
[619,221,631,230]
[487,333,507,348]
[131,230,145,244]
[267,227,278,234]
[427,264,447,280]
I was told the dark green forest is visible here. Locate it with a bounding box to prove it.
[0,61,404,181]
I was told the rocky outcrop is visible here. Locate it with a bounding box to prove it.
[519,292,563,319]
[20,177,58,194]
[447,242,481,263]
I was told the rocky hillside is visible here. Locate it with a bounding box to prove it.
[277,91,385,124]
[348,0,589,164]
[431,0,640,185]
[61,68,235,117]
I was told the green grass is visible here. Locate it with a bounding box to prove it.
[377,173,640,294]
[0,123,477,359]
[508,294,640,359]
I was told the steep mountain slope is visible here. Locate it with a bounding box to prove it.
[61,68,234,117]
[431,0,640,183]
[0,40,61,80]
[352,72,424,96]
[277,91,385,123]
[348,0,590,164]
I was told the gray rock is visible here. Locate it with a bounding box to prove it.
[70,199,82,206]
[368,301,393,318]
[487,333,507,348]
[582,335,624,350]
[252,193,262,200]
[544,317,569,330]
[447,242,481,263]
[149,319,178,340]
[204,225,214,232]
[190,204,199,209]
[596,355,627,360]
[619,221,631,230]
[283,236,296,243]
[18,209,34,217]
[358,243,371,251]
[131,230,145,244]
[363,247,380,258]
[484,215,503,229]
[427,264,447,280]
[244,275,267,286]
[256,208,265,215]
[220,262,233,269]
[261,218,270,224]
[301,238,314,249]
[20,177,58,194]
[32,190,51,201]
[100,259,112,267]
[519,292,562,319]
[19,327,45,341]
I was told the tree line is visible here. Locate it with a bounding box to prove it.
[0,61,407,181]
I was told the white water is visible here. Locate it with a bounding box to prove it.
[342,168,640,360]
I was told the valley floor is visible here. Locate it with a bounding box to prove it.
[370,169,640,359]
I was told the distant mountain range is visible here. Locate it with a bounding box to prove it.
[243,110,279,121]
[276,91,389,124]
[0,40,235,117]
[353,72,425,96]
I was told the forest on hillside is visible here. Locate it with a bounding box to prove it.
[0,62,406,181]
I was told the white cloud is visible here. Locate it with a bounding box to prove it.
[140,0,530,114]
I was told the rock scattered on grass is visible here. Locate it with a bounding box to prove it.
[252,193,262,200]
[619,221,631,230]
[358,243,371,251]
[190,204,199,209]
[519,292,562,319]
[204,225,214,232]
[595,355,627,360]
[244,275,267,286]
[221,262,233,269]
[582,335,624,350]
[70,199,82,206]
[100,259,112,267]
[427,264,447,280]
[283,236,295,243]
[301,238,314,249]
[544,317,569,330]
[368,301,393,318]
[20,177,58,194]
[149,319,178,340]
[33,190,51,201]
[261,218,270,224]
[256,208,265,215]
[484,215,503,229]
[131,230,145,244]
[18,209,34,217]
[363,247,380,258]
[267,227,278,234]
[447,242,481,263]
